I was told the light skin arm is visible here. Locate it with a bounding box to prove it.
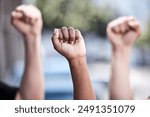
[107,16,141,100]
[51,27,96,100]
[110,47,132,100]
[11,5,44,100]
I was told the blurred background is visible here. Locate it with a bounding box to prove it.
[0,0,150,99]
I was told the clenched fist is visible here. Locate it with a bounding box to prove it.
[107,16,141,50]
[11,5,42,40]
[51,27,86,61]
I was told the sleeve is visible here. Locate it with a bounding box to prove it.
[0,82,19,100]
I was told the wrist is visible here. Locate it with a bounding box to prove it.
[23,35,41,51]
[112,47,131,62]
[112,45,131,55]
[112,44,131,52]
[68,56,87,66]
[23,34,41,45]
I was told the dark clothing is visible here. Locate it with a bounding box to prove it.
[0,81,18,100]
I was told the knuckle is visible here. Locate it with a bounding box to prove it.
[61,27,67,30]
[68,27,74,30]
[70,36,74,40]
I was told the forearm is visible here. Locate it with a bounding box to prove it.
[19,35,44,100]
[109,47,133,100]
[69,57,96,100]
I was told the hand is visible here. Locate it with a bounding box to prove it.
[107,16,141,50]
[51,27,86,61]
[11,5,42,40]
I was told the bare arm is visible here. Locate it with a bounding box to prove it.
[51,27,96,100]
[11,5,44,100]
[69,57,96,100]
[107,16,141,100]
[19,36,44,100]
[110,48,133,99]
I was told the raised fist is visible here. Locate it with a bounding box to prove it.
[107,16,141,50]
[51,27,86,60]
[11,5,42,39]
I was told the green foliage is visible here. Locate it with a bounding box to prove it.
[136,20,150,46]
[36,0,116,37]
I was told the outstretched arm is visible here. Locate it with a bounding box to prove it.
[52,27,96,100]
[107,16,141,100]
[11,5,44,100]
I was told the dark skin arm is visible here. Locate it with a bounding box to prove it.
[51,27,96,100]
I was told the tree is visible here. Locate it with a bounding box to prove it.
[136,19,150,46]
[36,0,116,37]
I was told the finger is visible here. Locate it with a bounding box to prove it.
[25,5,40,19]
[116,17,129,33]
[58,29,63,43]
[29,16,35,24]
[27,15,37,25]
[11,19,27,33]
[128,21,140,30]
[113,16,131,34]
[15,7,30,24]
[108,20,122,34]
[124,23,130,33]
[75,29,82,42]
[51,29,61,50]
[112,25,121,34]
[11,11,23,19]
[119,22,129,34]
[107,23,117,38]
[128,16,136,22]
[16,5,29,18]
[128,21,141,36]
[61,27,69,42]
[68,27,75,44]
[16,5,37,24]
[53,28,59,39]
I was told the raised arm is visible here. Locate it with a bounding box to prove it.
[107,16,141,100]
[51,27,96,100]
[11,5,44,100]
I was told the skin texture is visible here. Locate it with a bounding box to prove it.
[51,27,96,100]
[107,16,141,100]
[11,5,44,100]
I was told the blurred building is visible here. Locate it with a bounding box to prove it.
[0,0,23,80]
